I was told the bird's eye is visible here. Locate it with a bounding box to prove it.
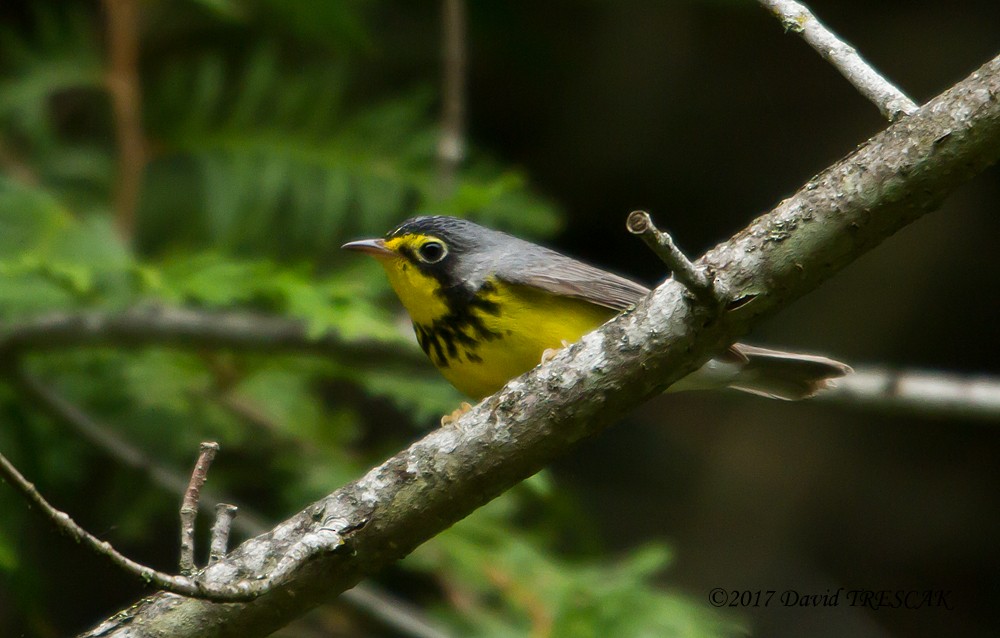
[417,240,447,263]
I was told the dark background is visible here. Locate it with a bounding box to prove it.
[2,1,999,636]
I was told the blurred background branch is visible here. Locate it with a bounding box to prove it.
[820,367,1000,421]
[101,0,147,239]
[0,307,424,366]
[437,0,467,195]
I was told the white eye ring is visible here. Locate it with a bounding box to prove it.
[417,240,447,263]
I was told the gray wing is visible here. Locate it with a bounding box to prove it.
[498,243,747,362]
[500,248,650,312]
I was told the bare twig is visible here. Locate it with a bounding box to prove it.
[438,0,467,194]
[757,0,918,120]
[102,0,147,240]
[626,210,716,304]
[180,442,220,575]
[819,367,1000,421]
[210,504,239,565]
[0,449,262,601]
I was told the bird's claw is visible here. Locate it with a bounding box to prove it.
[440,402,473,427]
[540,340,572,365]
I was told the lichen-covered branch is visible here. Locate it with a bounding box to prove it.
[758,0,919,120]
[81,53,1000,638]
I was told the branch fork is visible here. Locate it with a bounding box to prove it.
[0,440,303,602]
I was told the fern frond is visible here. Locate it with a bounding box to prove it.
[142,49,435,254]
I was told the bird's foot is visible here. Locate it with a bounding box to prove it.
[540,340,572,365]
[440,402,473,427]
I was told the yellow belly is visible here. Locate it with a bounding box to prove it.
[434,284,615,399]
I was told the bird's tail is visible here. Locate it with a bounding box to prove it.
[669,343,851,400]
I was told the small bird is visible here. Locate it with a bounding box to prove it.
[343,216,850,401]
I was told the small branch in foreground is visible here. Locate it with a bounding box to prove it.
[0,447,259,601]
[819,367,1000,422]
[627,210,717,305]
[180,442,220,575]
[210,504,239,565]
[757,0,918,121]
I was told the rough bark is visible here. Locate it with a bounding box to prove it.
[82,54,1000,638]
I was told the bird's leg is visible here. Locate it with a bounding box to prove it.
[440,402,473,427]
[540,340,572,365]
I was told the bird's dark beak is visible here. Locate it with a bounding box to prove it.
[341,238,393,257]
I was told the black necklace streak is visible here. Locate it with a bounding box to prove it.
[414,282,503,368]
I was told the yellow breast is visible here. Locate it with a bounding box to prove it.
[443,283,615,399]
[375,253,615,399]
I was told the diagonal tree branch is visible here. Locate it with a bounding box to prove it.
[82,53,1000,638]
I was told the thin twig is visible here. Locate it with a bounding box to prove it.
[210,503,239,565]
[180,442,219,575]
[626,210,717,305]
[437,0,467,194]
[818,367,1000,421]
[102,0,147,239]
[757,0,918,121]
[0,449,263,601]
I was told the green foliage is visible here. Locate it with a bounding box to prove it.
[409,487,744,638]
[0,1,724,636]
[141,45,560,257]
